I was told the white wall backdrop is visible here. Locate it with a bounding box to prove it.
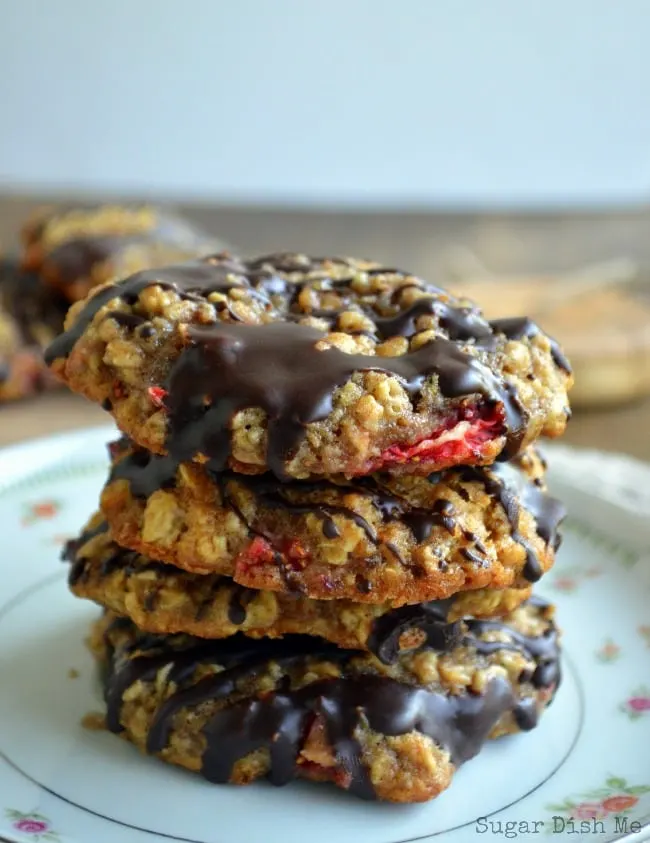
[1,0,649,207]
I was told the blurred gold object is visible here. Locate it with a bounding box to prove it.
[446,249,650,409]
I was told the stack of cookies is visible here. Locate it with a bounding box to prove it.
[46,252,572,803]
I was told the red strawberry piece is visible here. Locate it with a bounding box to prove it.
[112,381,127,399]
[235,537,276,577]
[148,386,168,408]
[373,405,504,471]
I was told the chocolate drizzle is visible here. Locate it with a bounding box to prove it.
[218,472,379,545]
[108,445,178,497]
[489,317,572,374]
[519,481,566,552]
[164,321,524,478]
[227,586,254,625]
[66,519,170,614]
[42,253,575,473]
[373,297,494,343]
[399,499,457,543]
[64,519,111,585]
[465,612,561,702]
[65,520,467,663]
[459,460,566,582]
[108,442,565,584]
[44,254,271,363]
[102,603,559,798]
[197,675,511,797]
[367,599,460,663]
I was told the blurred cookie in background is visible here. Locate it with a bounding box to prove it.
[447,251,650,409]
[21,204,227,302]
[0,203,229,403]
[0,258,66,401]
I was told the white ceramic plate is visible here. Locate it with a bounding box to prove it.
[0,427,648,843]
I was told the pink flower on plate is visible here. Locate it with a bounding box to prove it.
[4,808,59,840]
[620,685,650,719]
[628,697,650,712]
[570,802,608,821]
[13,818,49,834]
[621,694,650,719]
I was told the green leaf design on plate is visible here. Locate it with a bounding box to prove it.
[606,776,628,789]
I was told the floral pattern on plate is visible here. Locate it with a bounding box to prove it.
[620,686,650,720]
[4,809,59,841]
[545,776,650,833]
[21,500,61,527]
[595,638,621,664]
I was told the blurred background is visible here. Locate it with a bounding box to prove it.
[0,0,649,457]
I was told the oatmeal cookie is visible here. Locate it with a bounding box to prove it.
[67,515,531,660]
[90,598,560,803]
[100,440,564,603]
[0,258,65,401]
[22,204,223,302]
[45,253,572,479]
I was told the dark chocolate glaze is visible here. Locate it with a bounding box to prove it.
[399,499,457,544]
[459,461,566,582]
[198,675,511,797]
[513,697,540,731]
[460,546,489,566]
[374,297,493,343]
[227,585,253,625]
[367,599,460,664]
[108,445,178,497]
[109,311,146,331]
[519,481,567,552]
[466,612,561,697]
[102,602,559,798]
[66,518,171,615]
[44,254,271,363]
[43,254,575,473]
[164,321,523,478]
[64,519,111,585]
[193,581,222,622]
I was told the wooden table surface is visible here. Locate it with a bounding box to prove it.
[0,194,648,460]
